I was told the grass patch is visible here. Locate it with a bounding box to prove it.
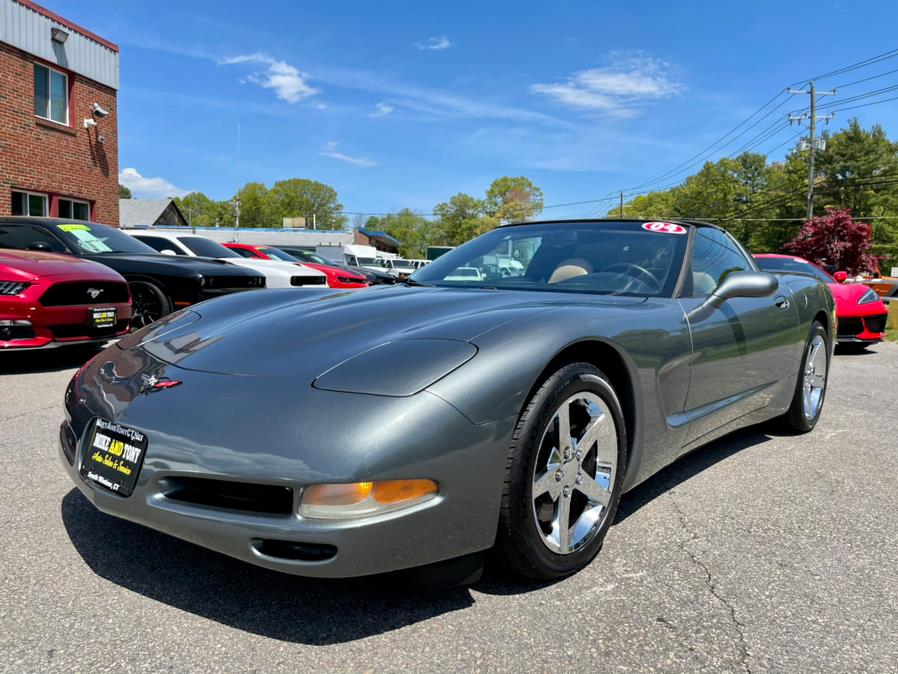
[887,327,898,343]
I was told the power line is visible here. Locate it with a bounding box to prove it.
[829,93,898,114]
[833,66,898,90]
[790,48,898,86]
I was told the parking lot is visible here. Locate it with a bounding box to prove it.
[1,342,897,673]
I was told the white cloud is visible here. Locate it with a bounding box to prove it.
[371,102,395,117]
[530,51,683,116]
[118,168,188,199]
[414,36,451,51]
[220,53,319,104]
[319,142,377,168]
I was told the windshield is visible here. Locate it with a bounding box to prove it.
[412,221,690,296]
[356,257,380,265]
[53,223,159,255]
[259,247,299,262]
[180,237,241,258]
[299,252,330,265]
[755,256,833,283]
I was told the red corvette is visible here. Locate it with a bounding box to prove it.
[0,250,131,350]
[754,254,888,348]
[223,243,368,289]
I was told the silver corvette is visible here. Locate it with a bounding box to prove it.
[61,219,835,581]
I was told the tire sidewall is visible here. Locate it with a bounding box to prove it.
[507,362,627,577]
[129,280,171,327]
[792,321,830,431]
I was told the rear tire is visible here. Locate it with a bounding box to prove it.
[494,362,627,579]
[128,281,171,329]
[780,321,829,432]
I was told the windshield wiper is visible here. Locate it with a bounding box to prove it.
[403,278,431,287]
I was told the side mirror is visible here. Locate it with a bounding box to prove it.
[687,271,779,323]
[160,249,177,256]
[27,241,51,252]
[833,271,848,283]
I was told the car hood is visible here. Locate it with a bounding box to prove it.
[130,285,645,379]
[222,258,326,278]
[827,281,879,307]
[0,249,122,281]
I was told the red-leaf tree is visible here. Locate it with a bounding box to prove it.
[783,209,879,274]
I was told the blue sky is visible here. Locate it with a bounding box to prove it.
[50,0,898,219]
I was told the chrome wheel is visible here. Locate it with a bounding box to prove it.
[531,392,618,555]
[802,334,827,419]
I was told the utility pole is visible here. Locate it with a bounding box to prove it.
[787,82,835,219]
[619,191,624,217]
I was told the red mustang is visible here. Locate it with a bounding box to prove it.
[222,243,368,289]
[0,249,131,350]
[754,253,888,350]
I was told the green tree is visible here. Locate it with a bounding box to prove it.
[174,192,217,228]
[235,182,271,228]
[483,176,544,227]
[374,209,433,258]
[268,178,346,230]
[433,193,485,245]
[119,184,132,199]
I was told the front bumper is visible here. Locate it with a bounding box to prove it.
[835,312,888,343]
[60,352,512,578]
[1,303,131,350]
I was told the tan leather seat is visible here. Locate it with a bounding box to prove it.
[548,258,593,284]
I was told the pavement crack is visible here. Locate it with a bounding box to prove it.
[0,404,57,423]
[668,491,752,674]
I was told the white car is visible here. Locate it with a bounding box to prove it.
[125,231,328,288]
[444,266,484,282]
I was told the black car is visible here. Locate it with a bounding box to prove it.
[0,218,265,327]
[276,246,396,285]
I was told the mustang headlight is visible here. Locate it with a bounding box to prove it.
[300,479,438,519]
[858,288,879,305]
[313,338,477,396]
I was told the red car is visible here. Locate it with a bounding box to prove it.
[0,249,131,350]
[754,254,888,349]
[222,243,368,289]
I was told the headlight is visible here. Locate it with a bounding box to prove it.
[0,281,28,295]
[299,479,438,519]
[858,288,879,305]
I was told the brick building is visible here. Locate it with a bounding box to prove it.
[0,0,119,225]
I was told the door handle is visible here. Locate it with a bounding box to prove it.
[774,296,790,310]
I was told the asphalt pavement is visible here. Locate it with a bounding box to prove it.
[1,343,897,673]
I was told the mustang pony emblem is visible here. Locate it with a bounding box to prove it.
[138,374,182,395]
[86,287,104,299]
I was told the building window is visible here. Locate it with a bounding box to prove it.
[11,191,49,217]
[58,198,90,221]
[34,63,68,125]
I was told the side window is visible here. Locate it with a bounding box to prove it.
[231,248,257,258]
[136,236,179,255]
[0,224,67,252]
[689,228,751,296]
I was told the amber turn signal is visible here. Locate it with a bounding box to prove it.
[300,479,438,519]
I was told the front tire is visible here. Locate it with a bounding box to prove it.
[494,363,627,579]
[780,321,829,432]
[128,281,172,329]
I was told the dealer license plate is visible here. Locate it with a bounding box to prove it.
[90,307,117,329]
[79,419,148,497]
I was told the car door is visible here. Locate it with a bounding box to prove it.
[678,227,799,446]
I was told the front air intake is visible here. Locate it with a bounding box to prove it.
[159,476,293,515]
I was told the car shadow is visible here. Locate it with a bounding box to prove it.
[615,425,777,523]
[0,344,104,375]
[61,489,475,644]
[61,425,779,642]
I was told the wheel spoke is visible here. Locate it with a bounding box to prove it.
[557,403,571,451]
[576,475,611,507]
[810,373,826,389]
[554,495,571,549]
[575,412,615,464]
[533,470,562,501]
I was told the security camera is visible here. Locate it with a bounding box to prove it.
[91,103,109,118]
